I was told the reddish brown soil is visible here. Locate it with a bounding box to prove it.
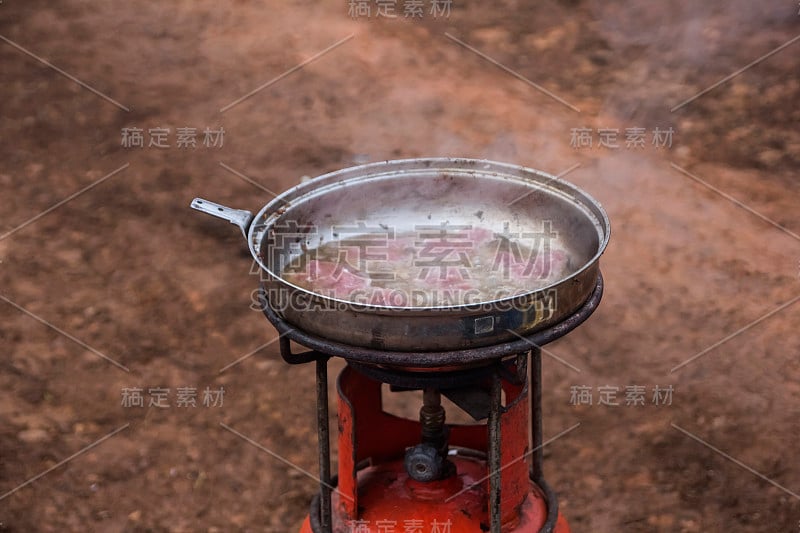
[1,1,798,532]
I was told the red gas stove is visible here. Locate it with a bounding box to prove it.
[259,276,602,533]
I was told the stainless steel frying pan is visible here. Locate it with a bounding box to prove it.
[191,158,610,351]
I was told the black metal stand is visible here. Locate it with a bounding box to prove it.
[531,346,560,533]
[316,357,332,533]
[488,367,503,533]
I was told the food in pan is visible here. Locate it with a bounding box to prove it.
[281,228,571,306]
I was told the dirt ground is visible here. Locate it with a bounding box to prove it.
[1,1,799,532]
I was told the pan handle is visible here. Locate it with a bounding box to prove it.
[190,198,253,240]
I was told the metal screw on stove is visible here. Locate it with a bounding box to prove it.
[405,388,450,482]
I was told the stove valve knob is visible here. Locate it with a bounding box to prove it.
[404,443,443,482]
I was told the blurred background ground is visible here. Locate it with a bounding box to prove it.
[0,1,798,531]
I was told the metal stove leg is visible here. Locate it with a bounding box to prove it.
[316,356,332,533]
[530,346,543,483]
[488,366,502,533]
[531,346,560,533]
